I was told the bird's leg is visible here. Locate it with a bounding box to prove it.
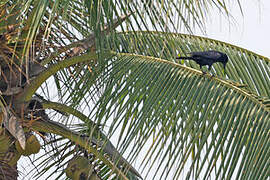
[208,65,212,71]
[208,65,215,77]
[200,65,206,75]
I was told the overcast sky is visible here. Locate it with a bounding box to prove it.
[200,0,270,57]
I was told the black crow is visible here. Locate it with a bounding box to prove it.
[176,50,228,74]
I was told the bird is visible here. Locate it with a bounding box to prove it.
[176,50,228,74]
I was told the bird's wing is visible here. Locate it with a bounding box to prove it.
[190,50,222,59]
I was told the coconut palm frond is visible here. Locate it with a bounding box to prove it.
[87,52,269,179]
[104,31,270,97]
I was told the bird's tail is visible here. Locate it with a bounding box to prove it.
[176,56,194,60]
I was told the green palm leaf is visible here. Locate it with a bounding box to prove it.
[87,50,269,179]
[104,31,270,97]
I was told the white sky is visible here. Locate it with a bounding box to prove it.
[201,0,270,57]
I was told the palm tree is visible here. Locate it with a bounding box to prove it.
[0,0,269,179]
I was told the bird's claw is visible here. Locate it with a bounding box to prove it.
[201,71,207,75]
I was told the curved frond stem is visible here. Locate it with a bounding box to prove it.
[18,51,115,102]
[31,119,128,180]
[118,52,270,114]
[92,52,270,178]
[41,100,142,179]
[42,100,96,127]
[107,31,270,97]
